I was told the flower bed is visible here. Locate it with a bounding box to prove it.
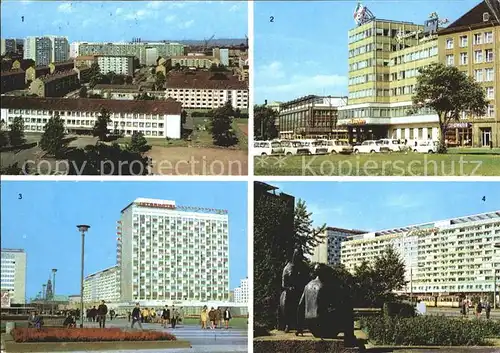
[11,328,177,343]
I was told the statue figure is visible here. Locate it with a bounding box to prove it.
[278,248,308,332]
[296,264,356,346]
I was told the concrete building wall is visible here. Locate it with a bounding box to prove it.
[83,266,120,303]
[0,249,26,304]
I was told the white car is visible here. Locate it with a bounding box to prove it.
[353,140,390,154]
[413,140,439,153]
[280,140,306,155]
[379,139,405,152]
[320,140,354,154]
[253,141,283,156]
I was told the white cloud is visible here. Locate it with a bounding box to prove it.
[179,19,194,29]
[57,2,72,13]
[257,61,285,80]
[165,15,177,23]
[115,8,123,15]
[124,10,151,21]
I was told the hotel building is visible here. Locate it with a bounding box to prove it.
[311,227,367,265]
[117,198,229,304]
[0,249,27,305]
[234,278,249,304]
[165,71,249,110]
[277,95,348,139]
[438,0,500,147]
[96,55,135,77]
[341,211,500,300]
[0,96,183,139]
[83,265,120,303]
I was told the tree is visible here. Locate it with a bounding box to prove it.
[9,116,25,146]
[39,113,66,156]
[0,120,9,147]
[209,101,239,147]
[413,63,488,152]
[0,162,26,175]
[79,86,88,98]
[89,63,101,88]
[174,63,181,71]
[293,199,326,256]
[107,71,117,85]
[125,75,133,84]
[254,105,278,140]
[155,71,166,88]
[134,92,155,100]
[126,131,151,154]
[92,108,111,141]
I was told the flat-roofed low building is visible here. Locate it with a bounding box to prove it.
[165,71,248,110]
[170,55,217,69]
[0,70,26,93]
[29,70,79,97]
[0,96,183,138]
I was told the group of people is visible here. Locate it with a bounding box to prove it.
[85,300,111,328]
[200,306,232,329]
[128,303,184,329]
[460,298,492,319]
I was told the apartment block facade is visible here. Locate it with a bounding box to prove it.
[0,249,26,305]
[118,198,229,304]
[83,265,120,303]
[311,227,367,265]
[96,55,135,77]
[24,36,69,66]
[234,278,249,304]
[1,38,17,55]
[341,211,500,297]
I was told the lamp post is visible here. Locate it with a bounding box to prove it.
[52,269,57,314]
[77,224,90,328]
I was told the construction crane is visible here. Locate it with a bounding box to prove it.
[203,34,215,52]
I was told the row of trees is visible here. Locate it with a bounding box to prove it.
[0,117,26,148]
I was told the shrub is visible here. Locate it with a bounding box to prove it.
[383,302,415,318]
[361,315,500,346]
[11,328,176,343]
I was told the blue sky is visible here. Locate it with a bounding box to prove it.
[267,181,500,230]
[0,1,247,42]
[1,181,248,301]
[255,0,483,103]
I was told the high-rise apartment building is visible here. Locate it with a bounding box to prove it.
[311,227,367,265]
[1,38,17,55]
[118,198,229,304]
[83,265,120,303]
[0,249,27,304]
[24,36,69,66]
[96,55,135,76]
[234,278,249,304]
[341,211,500,298]
[49,36,69,63]
[438,0,500,147]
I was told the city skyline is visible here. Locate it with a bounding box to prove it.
[0,181,248,301]
[0,1,247,42]
[255,0,482,103]
[269,181,500,231]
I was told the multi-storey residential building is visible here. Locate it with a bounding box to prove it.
[96,55,135,77]
[24,37,52,66]
[0,96,183,138]
[70,42,83,58]
[49,36,70,63]
[78,42,185,65]
[311,227,367,265]
[0,249,27,305]
[74,55,97,69]
[170,56,217,69]
[341,211,500,300]
[213,48,230,67]
[234,278,249,304]
[0,70,26,93]
[29,70,79,97]
[1,39,17,55]
[438,0,500,147]
[118,198,229,303]
[278,95,348,139]
[83,265,120,303]
[165,71,248,110]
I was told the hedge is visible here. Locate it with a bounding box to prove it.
[361,315,500,346]
[11,328,177,343]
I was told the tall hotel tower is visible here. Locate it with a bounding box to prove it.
[117,198,229,304]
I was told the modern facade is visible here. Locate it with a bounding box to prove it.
[341,211,500,299]
[1,39,17,55]
[438,0,500,147]
[0,96,183,139]
[83,265,120,303]
[234,278,249,304]
[70,42,83,58]
[145,47,158,67]
[96,55,135,76]
[118,198,229,304]
[49,36,70,63]
[212,48,229,67]
[78,42,185,65]
[278,95,348,139]
[0,249,27,305]
[311,227,367,265]
[24,36,69,66]
[165,71,248,110]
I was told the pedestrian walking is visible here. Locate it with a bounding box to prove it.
[460,299,467,317]
[485,301,491,319]
[216,307,222,329]
[171,306,179,329]
[97,300,108,328]
[178,307,184,324]
[476,300,483,319]
[200,305,208,329]
[161,305,169,328]
[209,307,216,329]
[131,303,143,330]
[223,307,232,329]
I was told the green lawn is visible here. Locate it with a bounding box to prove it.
[255,152,500,176]
[181,317,248,329]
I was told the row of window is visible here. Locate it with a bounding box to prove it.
[446,49,494,66]
[7,109,166,119]
[446,31,495,49]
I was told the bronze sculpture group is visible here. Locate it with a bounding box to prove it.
[278,248,356,346]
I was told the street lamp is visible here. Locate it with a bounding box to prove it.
[52,269,57,314]
[77,224,90,328]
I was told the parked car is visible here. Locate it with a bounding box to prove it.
[280,140,306,155]
[320,140,354,154]
[353,140,390,154]
[413,140,439,153]
[379,138,405,152]
[253,140,283,156]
